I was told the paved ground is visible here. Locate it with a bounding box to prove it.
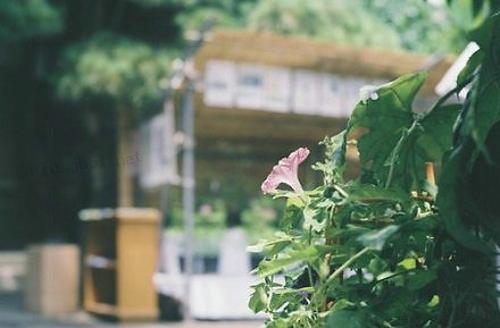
[0,293,263,328]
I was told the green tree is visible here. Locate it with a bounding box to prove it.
[247,0,401,49]
[0,0,62,43]
[362,0,466,53]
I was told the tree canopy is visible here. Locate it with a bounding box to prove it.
[56,33,175,113]
[247,0,402,48]
[0,0,62,43]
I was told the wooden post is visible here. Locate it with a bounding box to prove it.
[117,108,133,207]
[425,162,436,186]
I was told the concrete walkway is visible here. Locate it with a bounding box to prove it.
[0,293,263,328]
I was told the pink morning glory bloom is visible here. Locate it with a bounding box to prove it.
[261,147,310,194]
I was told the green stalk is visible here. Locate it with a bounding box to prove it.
[325,247,370,285]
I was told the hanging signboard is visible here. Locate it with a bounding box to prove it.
[292,70,322,115]
[139,109,178,188]
[235,64,265,109]
[319,74,342,117]
[264,67,291,113]
[201,61,382,119]
[203,60,236,108]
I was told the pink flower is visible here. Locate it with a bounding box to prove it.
[261,147,310,194]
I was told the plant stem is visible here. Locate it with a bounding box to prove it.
[333,184,348,198]
[307,226,315,289]
[325,247,370,285]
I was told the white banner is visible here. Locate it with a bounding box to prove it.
[139,109,178,188]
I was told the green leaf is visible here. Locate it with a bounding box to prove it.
[349,72,424,157]
[357,225,399,251]
[247,232,293,255]
[248,284,268,313]
[280,197,305,231]
[457,48,483,87]
[461,26,500,158]
[303,207,324,232]
[257,246,318,277]
[347,184,408,204]
[346,73,426,190]
[448,0,490,32]
[368,257,388,275]
[326,310,371,328]
[468,11,499,48]
[330,299,355,312]
[346,72,462,191]
[330,130,347,177]
[436,148,492,253]
[417,104,461,161]
[407,270,437,291]
[428,295,440,307]
[398,258,417,270]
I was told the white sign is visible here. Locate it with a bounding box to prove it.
[236,64,265,109]
[204,60,236,108]
[292,70,322,115]
[139,110,178,188]
[202,60,390,119]
[320,74,342,117]
[264,67,291,112]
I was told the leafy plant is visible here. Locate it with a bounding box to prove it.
[249,1,500,327]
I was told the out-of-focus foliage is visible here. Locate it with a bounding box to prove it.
[246,0,464,52]
[242,197,283,243]
[173,0,257,32]
[247,0,401,48]
[362,0,466,53]
[57,33,175,112]
[0,0,62,43]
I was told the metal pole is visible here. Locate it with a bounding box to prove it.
[158,18,214,319]
[157,97,176,273]
[181,78,196,319]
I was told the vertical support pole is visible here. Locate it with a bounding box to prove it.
[158,97,176,273]
[181,79,195,319]
[117,108,133,207]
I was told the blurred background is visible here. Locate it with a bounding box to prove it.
[0,0,466,327]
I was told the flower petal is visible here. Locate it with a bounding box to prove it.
[261,147,310,194]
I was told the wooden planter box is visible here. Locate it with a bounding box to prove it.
[79,208,160,321]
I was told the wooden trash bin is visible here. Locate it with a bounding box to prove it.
[79,208,160,321]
